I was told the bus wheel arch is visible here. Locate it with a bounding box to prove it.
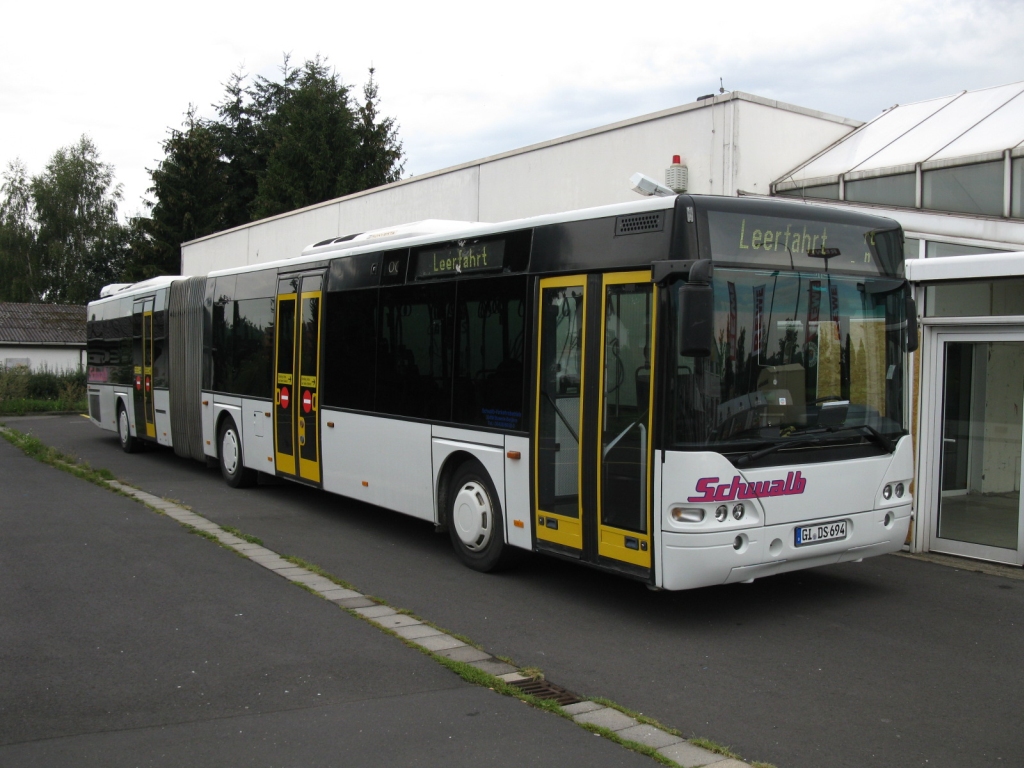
[444,456,512,572]
[217,413,257,488]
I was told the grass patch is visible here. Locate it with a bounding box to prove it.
[0,398,87,416]
[0,365,88,414]
[221,526,263,545]
[0,426,115,488]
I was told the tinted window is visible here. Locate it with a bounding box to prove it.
[212,297,275,397]
[777,183,840,200]
[376,283,454,419]
[845,173,916,207]
[453,276,527,429]
[923,161,1003,216]
[323,290,378,411]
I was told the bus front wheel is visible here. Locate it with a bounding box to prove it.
[218,418,257,488]
[447,460,511,572]
[118,403,138,454]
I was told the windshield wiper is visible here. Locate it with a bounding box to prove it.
[734,437,821,467]
[834,424,895,453]
[733,425,896,467]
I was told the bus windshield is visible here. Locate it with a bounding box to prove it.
[668,268,907,454]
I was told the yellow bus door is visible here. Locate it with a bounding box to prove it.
[533,271,656,573]
[273,273,324,482]
[273,277,298,476]
[133,298,156,439]
[535,275,588,553]
[296,274,323,483]
[595,271,656,569]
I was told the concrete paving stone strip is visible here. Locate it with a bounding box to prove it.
[394,624,445,640]
[52,465,754,768]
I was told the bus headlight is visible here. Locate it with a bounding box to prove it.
[732,503,745,520]
[715,505,729,522]
[671,507,705,523]
[895,483,905,498]
[883,484,892,500]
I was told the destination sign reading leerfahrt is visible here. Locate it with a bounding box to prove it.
[415,241,505,279]
[705,210,903,277]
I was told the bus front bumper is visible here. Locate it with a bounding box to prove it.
[660,505,912,591]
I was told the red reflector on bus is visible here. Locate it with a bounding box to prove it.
[507,451,521,460]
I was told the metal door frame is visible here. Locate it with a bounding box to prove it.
[534,274,588,552]
[920,325,1024,565]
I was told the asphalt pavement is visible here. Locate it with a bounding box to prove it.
[0,425,651,767]
[7,413,1024,768]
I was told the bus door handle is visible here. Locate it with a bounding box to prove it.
[275,388,281,405]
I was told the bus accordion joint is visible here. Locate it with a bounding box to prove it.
[507,450,521,460]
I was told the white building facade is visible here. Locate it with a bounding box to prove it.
[181,91,859,275]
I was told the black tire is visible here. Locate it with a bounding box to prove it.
[447,459,512,572]
[218,418,257,488]
[117,402,138,454]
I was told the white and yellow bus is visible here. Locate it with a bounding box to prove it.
[87,194,916,589]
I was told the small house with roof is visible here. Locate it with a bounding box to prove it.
[0,302,87,372]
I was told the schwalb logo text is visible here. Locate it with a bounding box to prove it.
[687,472,807,502]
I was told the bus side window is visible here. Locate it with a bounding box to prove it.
[453,275,527,430]
[322,289,379,411]
[375,282,455,420]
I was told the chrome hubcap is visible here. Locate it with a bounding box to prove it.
[453,481,492,552]
[119,410,129,443]
[221,429,239,475]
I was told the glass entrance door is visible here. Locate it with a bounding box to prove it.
[535,276,587,552]
[597,272,656,568]
[273,273,324,483]
[933,335,1024,564]
[533,271,657,572]
[132,298,156,439]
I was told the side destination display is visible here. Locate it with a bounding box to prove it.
[415,240,505,279]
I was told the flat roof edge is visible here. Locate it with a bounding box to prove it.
[906,250,1024,282]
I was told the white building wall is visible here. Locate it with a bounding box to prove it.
[733,99,860,198]
[1,345,84,372]
[181,92,861,275]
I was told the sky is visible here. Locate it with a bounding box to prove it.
[2,0,1022,220]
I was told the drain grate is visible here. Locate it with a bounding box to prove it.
[509,677,582,705]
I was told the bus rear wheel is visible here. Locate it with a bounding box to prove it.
[218,418,257,488]
[118,403,138,454]
[447,460,511,572]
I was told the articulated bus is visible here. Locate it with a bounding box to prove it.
[86,194,917,590]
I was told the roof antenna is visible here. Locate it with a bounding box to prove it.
[719,78,728,94]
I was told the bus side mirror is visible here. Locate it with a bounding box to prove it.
[906,296,919,353]
[678,282,714,357]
